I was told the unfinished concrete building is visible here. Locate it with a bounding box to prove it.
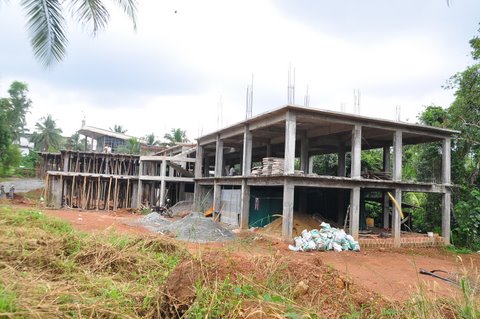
[194,105,457,247]
[40,144,196,211]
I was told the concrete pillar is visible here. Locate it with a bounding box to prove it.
[213,183,221,217]
[393,131,402,181]
[204,156,210,177]
[215,135,224,177]
[300,132,309,173]
[308,156,314,174]
[266,140,272,157]
[392,189,402,247]
[350,186,360,240]
[63,152,70,172]
[51,177,62,208]
[179,182,185,201]
[351,125,362,179]
[242,125,252,176]
[282,180,295,239]
[240,180,250,229]
[137,160,143,207]
[193,182,203,211]
[131,182,138,208]
[195,144,203,179]
[338,143,346,177]
[284,111,297,174]
[159,159,167,205]
[442,138,451,184]
[383,192,390,229]
[442,191,451,245]
[382,146,391,228]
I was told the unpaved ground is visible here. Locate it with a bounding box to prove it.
[7,202,480,303]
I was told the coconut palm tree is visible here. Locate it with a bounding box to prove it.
[109,124,127,134]
[5,0,137,66]
[31,115,63,151]
[144,133,160,146]
[163,128,189,146]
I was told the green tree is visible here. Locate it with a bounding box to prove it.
[31,115,63,151]
[144,133,160,146]
[117,137,140,154]
[110,124,127,134]
[66,132,83,151]
[0,81,32,174]
[163,128,189,146]
[4,0,138,66]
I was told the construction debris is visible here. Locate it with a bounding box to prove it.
[156,212,235,243]
[289,222,360,252]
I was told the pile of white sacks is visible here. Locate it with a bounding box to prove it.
[288,222,360,252]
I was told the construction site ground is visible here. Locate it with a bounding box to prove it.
[7,203,475,303]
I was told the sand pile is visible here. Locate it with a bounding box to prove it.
[258,213,323,237]
[156,212,234,243]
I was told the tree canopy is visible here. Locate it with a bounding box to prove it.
[163,128,190,146]
[31,115,63,152]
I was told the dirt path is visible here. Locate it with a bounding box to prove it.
[25,206,480,302]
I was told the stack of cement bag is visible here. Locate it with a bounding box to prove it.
[288,222,360,252]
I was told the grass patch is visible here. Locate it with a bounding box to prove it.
[0,206,185,318]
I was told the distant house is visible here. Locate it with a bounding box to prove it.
[14,133,34,155]
[78,126,139,153]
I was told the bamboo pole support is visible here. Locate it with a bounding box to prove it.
[107,177,112,211]
[96,176,101,210]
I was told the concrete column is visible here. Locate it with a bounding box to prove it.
[242,125,252,176]
[442,138,451,184]
[350,186,360,240]
[63,153,70,172]
[195,144,204,179]
[215,135,224,177]
[300,132,309,173]
[240,180,250,229]
[204,156,210,177]
[159,159,167,205]
[131,182,138,208]
[383,192,390,229]
[383,146,390,174]
[393,131,402,181]
[338,143,346,177]
[392,189,402,248]
[213,183,221,217]
[51,177,62,208]
[284,111,297,174]
[266,141,272,157]
[351,125,362,179]
[282,180,295,239]
[193,182,203,211]
[137,160,143,207]
[442,191,451,245]
[308,156,314,174]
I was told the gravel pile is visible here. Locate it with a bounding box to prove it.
[137,212,172,232]
[156,212,234,243]
[170,201,193,216]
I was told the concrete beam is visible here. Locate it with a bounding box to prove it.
[351,125,362,179]
[284,110,297,174]
[282,180,295,239]
[350,187,360,239]
[442,191,451,245]
[393,131,402,181]
[240,180,250,229]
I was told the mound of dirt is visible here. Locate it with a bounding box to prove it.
[157,212,234,243]
[258,213,322,237]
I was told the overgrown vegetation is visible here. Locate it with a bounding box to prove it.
[0,206,478,318]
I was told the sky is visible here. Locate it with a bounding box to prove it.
[0,0,479,143]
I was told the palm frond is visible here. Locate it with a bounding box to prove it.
[111,0,137,30]
[69,0,109,36]
[21,0,68,66]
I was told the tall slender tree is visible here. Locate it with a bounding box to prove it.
[163,128,189,146]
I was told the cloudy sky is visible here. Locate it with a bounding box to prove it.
[0,0,479,142]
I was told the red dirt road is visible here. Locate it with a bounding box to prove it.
[35,207,480,302]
